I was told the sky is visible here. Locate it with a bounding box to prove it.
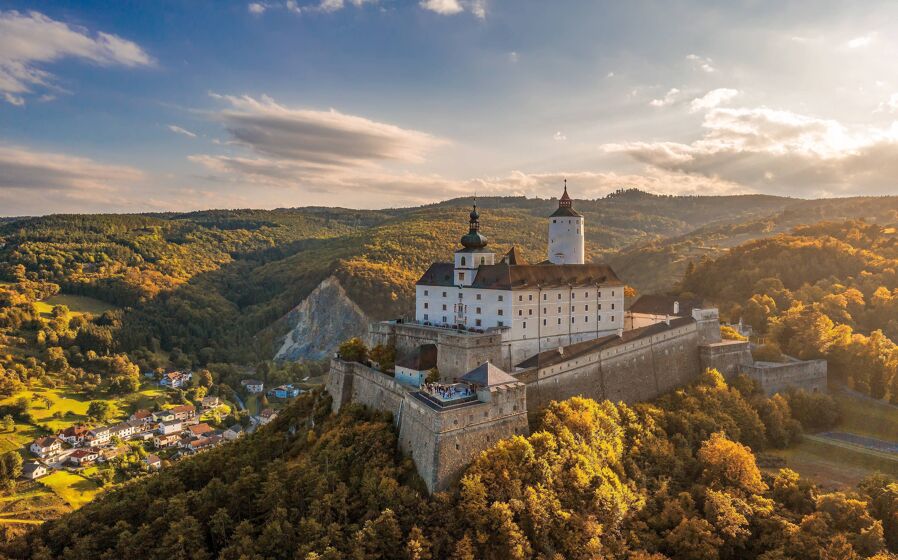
[1,0,898,215]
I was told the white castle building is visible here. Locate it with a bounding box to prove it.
[413,185,625,367]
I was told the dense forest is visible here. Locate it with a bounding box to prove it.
[10,370,896,560]
[680,220,898,400]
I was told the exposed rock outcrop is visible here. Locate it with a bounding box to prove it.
[274,276,368,361]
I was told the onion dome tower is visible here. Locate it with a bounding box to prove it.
[547,180,585,265]
[455,201,494,286]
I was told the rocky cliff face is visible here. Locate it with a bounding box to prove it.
[274,276,369,361]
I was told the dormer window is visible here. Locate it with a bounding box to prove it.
[460,256,466,266]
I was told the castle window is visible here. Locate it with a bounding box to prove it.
[458,272,464,281]
[518,310,522,316]
[423,314,428,320]
[557,307,561,313]
[571,317,575,323]
[543,319,547,326]
[519,295,523,301]
[442,304,447,311]
[529,309,533,315]
[442,316,447,323]
[598,303,602,310]
[424,302,429,309]
[424,290,428,296]
[442,291,447,297]
[476,319,482,327]
[557,318,561,325]
[557,293,561,300]
[598,291,602,298]
[498,321,504,327]
[612,291,615,296]
[523,321,527,329]
[553,219,557,223]
[460,256,466,266]
[476,293,481,300]
[476,307,481,314]
[585,304,589,311]
[458,292,463,299]
[543,307,546,314]
[498,309,503,316]
[543,294,547,301]
[529,294,533,301]
[612,315,615,322]
[598,315,602,321]
[498,295,504,301]
[480,257,485,265]
[571,291,575,298]
[611,303,615,310]
[585,292,589,298]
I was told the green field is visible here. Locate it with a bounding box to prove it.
[34,294,115,319]
[39,471,101,509]
[768,389,898,489]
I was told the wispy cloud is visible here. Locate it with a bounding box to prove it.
[248,3,268,14]
[553,131,567,141]
[168,125,197,138]
[686,53,715,73]
[689,88,739,112]
[0,10,152,105]
[603,106,898,196]
[649,88,680,108]
[846,32,876,49]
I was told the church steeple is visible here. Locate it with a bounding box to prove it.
[559,179,572,209]
[460,200,488,249]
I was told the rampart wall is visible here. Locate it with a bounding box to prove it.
[739,359,828,395]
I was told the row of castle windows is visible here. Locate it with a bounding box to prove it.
[423,289,614,301]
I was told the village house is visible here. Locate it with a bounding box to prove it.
[21,462,48,480]
[30,436,62,459]
[201,395,220,409]
[109,422,136,440]
[160,370,192,389]
[152,409,176,423]
[169,404,196,422]
[58,424,91,446]
[85,426,111,446]
[127,418,149,435]
[153,433,180,449]
[98,444,128,462]
[187,434,222,453]
[240,379,264,394]
[223,424,244,441]
[144,454,162,470]
[158,420,182,435]
[270,384,301,399]
[68,448,99,466]
[187,423,214,438]
[257,408,278,425]
[129,409,153,425]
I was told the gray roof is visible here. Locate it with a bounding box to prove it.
[460,362,519,387]
[22,462,44,475]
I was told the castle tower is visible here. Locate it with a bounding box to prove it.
[547,181,585,264]
[454,202,494,287]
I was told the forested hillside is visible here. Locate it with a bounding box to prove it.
[680,220,898,401]
[13,371,898,560]
[0,191,799,367]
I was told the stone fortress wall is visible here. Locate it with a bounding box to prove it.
[739,358,828,395]
[326,357,528,493]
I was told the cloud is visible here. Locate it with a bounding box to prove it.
[686,53,715,73]
[649,88,680,107]
[248,3,267,14]
[419,0,485,17]
[603,106,898,196]
[553,131,567,141]
[208,93,444,165]
[689,88,739,113]
[0,145,143,199]
[846,32,876,49]
[508,51,519,63]
[0,10,152,105]
[420,0,464,15]
[876,93,898,114]
[168,125,197,138]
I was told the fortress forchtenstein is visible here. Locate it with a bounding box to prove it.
[326,186,827,493]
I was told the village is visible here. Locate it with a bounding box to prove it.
[19,370,301,482]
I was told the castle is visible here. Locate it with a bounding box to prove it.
[327,186,827,493]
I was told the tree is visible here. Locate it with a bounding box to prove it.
[697,432,766,495]
[338,338,368,363]
[87,400,113,422]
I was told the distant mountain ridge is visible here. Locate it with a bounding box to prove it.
[3,191,898,364]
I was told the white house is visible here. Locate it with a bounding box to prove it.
[68,448,99,466]
[158,420,182,435]
[85,427,111,446]
[58,424,90,445]
[414,185,626,366]
[257,408,277,425]
[30,436,62,459]
[160,370,192,388]
[223,424,244,441]
[241,379,264,394]
[21,462,48,480]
